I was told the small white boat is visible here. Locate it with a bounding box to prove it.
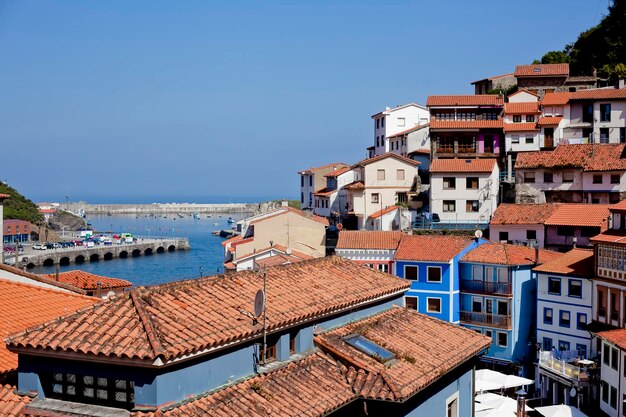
[213,221,219,226]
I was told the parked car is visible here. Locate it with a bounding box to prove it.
[33,244,46,250]
[45,243,55,249]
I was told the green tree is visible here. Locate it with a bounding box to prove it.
[0,182,44,224]
[540,50,570,64]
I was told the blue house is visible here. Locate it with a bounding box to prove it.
[8,257,490,417]
[458,243,562,373]
[394,235,486,323]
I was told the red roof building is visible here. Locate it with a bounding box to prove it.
[45,270,132,297]
[335,230,405,273]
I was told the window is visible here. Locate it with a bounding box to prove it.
[447,395,458,417]
[499,231,509,242]
[300,192,304,203]
[513,115,522,123]
[398,117,405,127]
[557,226,574,236]
[443,177,456,189]
[559,310,571,327]
[377,169,385,180]
[427,298,441,313]
[344,335,395,362]
[548,277,561,295]
[443,200,456,212]
[466,200,479,212]
[396,192,407,203]
[472,265,482,281]
[558,340,570,351]
[262,341,277,362]
[526,115,535,122]
[568,280,582,298]
[49,373,134,408]
[600,128,610,144]
[427,266,442,283]
[511,135,520,144]
[544,307,553,325]
[396,169,405,180]
[593,174,603,184]
[621,127,625,144]
[577,313,587,330]
[611,174,620,184]
[484,329,493,339]
[524,172,535,183]
[381,118,384,128]
[377,264,389,273]
[525,136,534,144]
[405,296,418,310]
[611,385,618,409]
[371,193,379,204]
[472,297,482,313]
[405,265,418,280]
[526,230,537,240]
[543,171,553,183]
[602,381,609,404]
[376,119,380,129]
[497,332,508,347]
[376,136,380,146]
[577,344,587,359]
[466,177,478,189]
[543,337,553,351]
[485,299,493,314]
[289,332,297,354]
[309,176,312,187]
[581,227,599,237]
[604,343,610,365]
[601,103,611,122]
[612,347,619,370]
[563,171,574,182]
[497,299,508,315]
[583,103,593,123]
[300,176,304,187]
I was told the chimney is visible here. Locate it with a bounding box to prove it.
[516,388,527,417]
[534,245,539,265]
[96,282,102,299]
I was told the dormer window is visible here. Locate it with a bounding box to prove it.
[47,372,134,409]
[344,334,395,363]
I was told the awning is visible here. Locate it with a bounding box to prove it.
[535,404,589,417]
[475,369,534,392]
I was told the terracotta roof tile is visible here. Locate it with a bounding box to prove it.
[387,123,429,139]
[598,328,626,351]
[0,264,86,294]
[45,270,132,291]
[324,166,351,178]
[344,181,365,190]
[0,384,30,417]
[515,144,626,172]
[612,200,626,211]
[426,95,504,107]
[430,119,503,129]
[353,153,420,168]
[430,158,497,173]
[336,231,404,250]
[569,88,626,101]
[395,235,475,262]
[514,64,569,77]
[368,206,398,219]
[297,162,349,174]
[0,279,97,375]
[221,235,242,247]
[504,102,540,114]
[545,204,611,227]
[540,92,570,106]
[590,230,626,245]
[315,307,491,401]
[461,242,562,266]
[504,122,539,132]
[533,248,594,276]
[7,257,409,362]
[490,203,560,225]
[538,116,563,125]
[313,187,337,197]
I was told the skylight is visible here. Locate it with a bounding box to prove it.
[344,334,396,362]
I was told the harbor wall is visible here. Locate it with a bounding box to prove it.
[66,202,257,215]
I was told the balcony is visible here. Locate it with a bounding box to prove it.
[537,351,595,385]
[436,144,455,153]
[460,311,511,329]
[460,280,512,296]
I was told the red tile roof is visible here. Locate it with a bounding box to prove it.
[515,144,626,172]
[541,92,570,106]
[430,158,497,173]
[0,194,9,200]
[353,152,420,168]
[324,166,351,177]
[590,230,626,246]
[0,263,86,294]
[45,270,132,291]
[344,181,365,190]
[533,248,594,276]
[462,243,562,266]
[569,88,626,101]
[612,200,626,211]
[514,64,569,77]
[598,328,626,351]
[220,234,242,247]
[430,119,503,129]
[545,204,611,227]
[253,253,311,268]
[234,244,315,265]
[471,73,514,84]
[538,116,563,125]
[368,205,399,219]
[7,257,409,363]
[504,122,539,132]
[0,384,30,417]
[395,235,474,262]
[336,231,405,250]
[315,306,491,401]
[387,123,429,139]
[0,279,97,375]
[426,95,504,107]
[297,162,348,174]
[504,102,540,114]
[490,203,560,225]
[313,187,337,197]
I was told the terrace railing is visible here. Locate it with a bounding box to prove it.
[460,311,511,329]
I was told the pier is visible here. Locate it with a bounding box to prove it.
[66,202,257,215]
[15,237,190,268]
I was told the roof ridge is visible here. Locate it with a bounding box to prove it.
[130,290,166,359]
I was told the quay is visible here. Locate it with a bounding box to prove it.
[66,202,256,215]
[14,237,190,268]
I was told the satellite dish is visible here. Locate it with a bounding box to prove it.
[570,387,577,397]
[474,230,483,239]
[254,289,265,317]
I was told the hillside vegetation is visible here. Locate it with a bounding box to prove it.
[0,183,43,223]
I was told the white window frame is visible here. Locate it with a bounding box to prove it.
[404,265,418,280]
[427,266,442,283]
[426,297,442,313]
[472,265,483,281]
[445,392,459,417]
[405,296,418,310]
[497,331,508,347]
[484,329,493,339]
[397,117,406,127]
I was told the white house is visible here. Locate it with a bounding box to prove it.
[503,101,541,154]
[371,103,429,156]
[562,88,626,144]
[597,331,626,416]
[298,162,349,210]
[429,158,499,225]
[313,167,354,219]
[489,203,560,247]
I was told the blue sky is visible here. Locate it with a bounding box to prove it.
[0,0,607,203]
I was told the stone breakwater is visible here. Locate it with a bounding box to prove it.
[66,202,257,215]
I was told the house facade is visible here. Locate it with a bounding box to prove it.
[3,219,30,244]
[298,162,349,211]
[313,166,354,219]
[371,103,429,156]
[459,243,561,374]
[334,230,404,273]
[393,235,485,323]
[514,64,570,98]
[429,158,499,226]
[7,257,491,417]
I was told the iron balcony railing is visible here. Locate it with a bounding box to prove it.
[460,280,512,295]
[460,311,511,329]
[538,351,589,383]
